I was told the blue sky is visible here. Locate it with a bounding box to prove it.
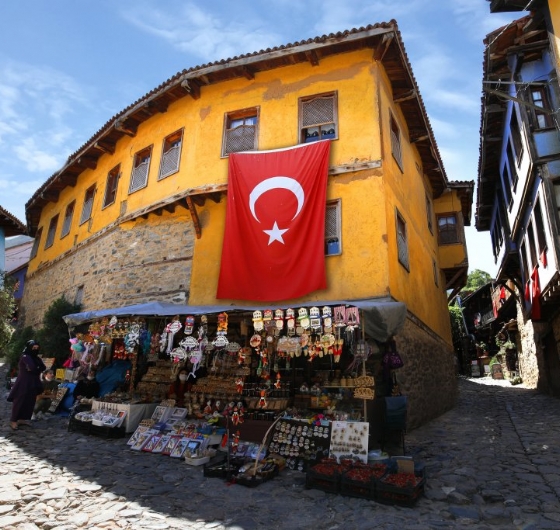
[0,0,523,277]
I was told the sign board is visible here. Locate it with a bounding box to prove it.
[491,363,504,379]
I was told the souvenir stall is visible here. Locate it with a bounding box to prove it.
[64,299,425,503]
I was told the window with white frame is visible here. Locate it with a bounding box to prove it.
[437,213,460,245]
[129,146,152,193]
[30,228,42,259]
[222,108,259,157]
[390,113,403,171]
[534,196,547,263]
[60,201,75,239]
[325,200,341,256]
[529,85,554,129]
[45,215,58,249]
[79,185,96,225]
[103,165,120,208]
[299,92,338,144]
[510,109,524,163]
[158,130,183,180]
[396,209,409,270]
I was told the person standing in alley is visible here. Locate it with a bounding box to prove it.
[7,340,46,430]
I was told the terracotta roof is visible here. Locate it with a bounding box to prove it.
[26,20,449,234]
[0,205,26,237]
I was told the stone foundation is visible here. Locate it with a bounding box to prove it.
[21,213,195,329]
[393,317,458,431]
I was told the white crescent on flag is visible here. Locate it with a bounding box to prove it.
[248,176,305,222]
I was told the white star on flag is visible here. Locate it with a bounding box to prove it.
[263,221,288,245]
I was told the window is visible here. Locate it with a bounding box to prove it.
[129,146,152,193]
[520,241,529,286]
[103,165,120,208]
[432,259,439,287]
[527,220,537,270]
[491,209,504,260]
[325,200,341,256]
[502,161,513,209]
[61,202,75,238]
[299,92,338,144]
[506,143,518,194]
[74,285,84,306]
[390,113,403,171]
[158,130,183,180]
[437,214,460,245]
[534,197,547,261]
[425,194,433,234]
[222,108,259,157]
[510,109,524,163]
[45,215,59,249]
[30,228,43,259]
[553,180,560,222]
[530,86,553,129]
[396,210,409,270]
[79,185,96,225]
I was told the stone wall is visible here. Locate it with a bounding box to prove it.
[394,316,458,430]
[21,215,195,329]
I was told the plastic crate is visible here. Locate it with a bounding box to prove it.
[68,417,92,434]
[305,465,341,494]
[375,474,426,507]
[340,475,375,500]
[340,463,388,500]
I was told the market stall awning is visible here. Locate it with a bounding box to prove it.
[63,297,407,343]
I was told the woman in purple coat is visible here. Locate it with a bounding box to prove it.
[8,340,46,430]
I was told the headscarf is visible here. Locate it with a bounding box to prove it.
[24,340,40,356]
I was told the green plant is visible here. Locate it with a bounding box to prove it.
[510,375,523,385]
[0,273,17,356]
[36,296,81,368]
[4,325,35,373]
[489,356,500,367]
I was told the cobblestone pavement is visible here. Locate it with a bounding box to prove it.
[1,362,559,530]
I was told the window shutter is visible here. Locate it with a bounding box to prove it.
[159,144,181,179]
[224,125,255,155]
[130,160,149,192]
[302,96,334,127]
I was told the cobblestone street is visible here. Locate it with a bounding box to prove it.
[1,363,560,530]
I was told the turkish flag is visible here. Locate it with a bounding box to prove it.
[217,140,331,301]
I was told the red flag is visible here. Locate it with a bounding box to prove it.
[531,266,541,320]
[217,141,331,301]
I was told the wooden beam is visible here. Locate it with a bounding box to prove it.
[373,32,394,62]
[305,50,320,66]
[239,66,255,80]
[93,141,115,155]
[114,119,137,137]
[181,79,201,100]
[77,156,97,170]
[186,196,202,239]
[191,195,206,207]
[410,135,429,144]
[394,90,416,104]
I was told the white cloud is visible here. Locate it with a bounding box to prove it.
[13,137,63,173]
[120,3,282,62]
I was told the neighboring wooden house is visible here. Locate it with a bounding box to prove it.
[5,235,34,321]
[0,205,26,275]
[478,2,560,393]
[22,22,472,427]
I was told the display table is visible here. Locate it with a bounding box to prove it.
[91,400,158,432]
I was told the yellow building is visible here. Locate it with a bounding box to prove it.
[23,22,472,427]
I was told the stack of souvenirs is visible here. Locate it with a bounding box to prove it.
[67,304,378,422]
